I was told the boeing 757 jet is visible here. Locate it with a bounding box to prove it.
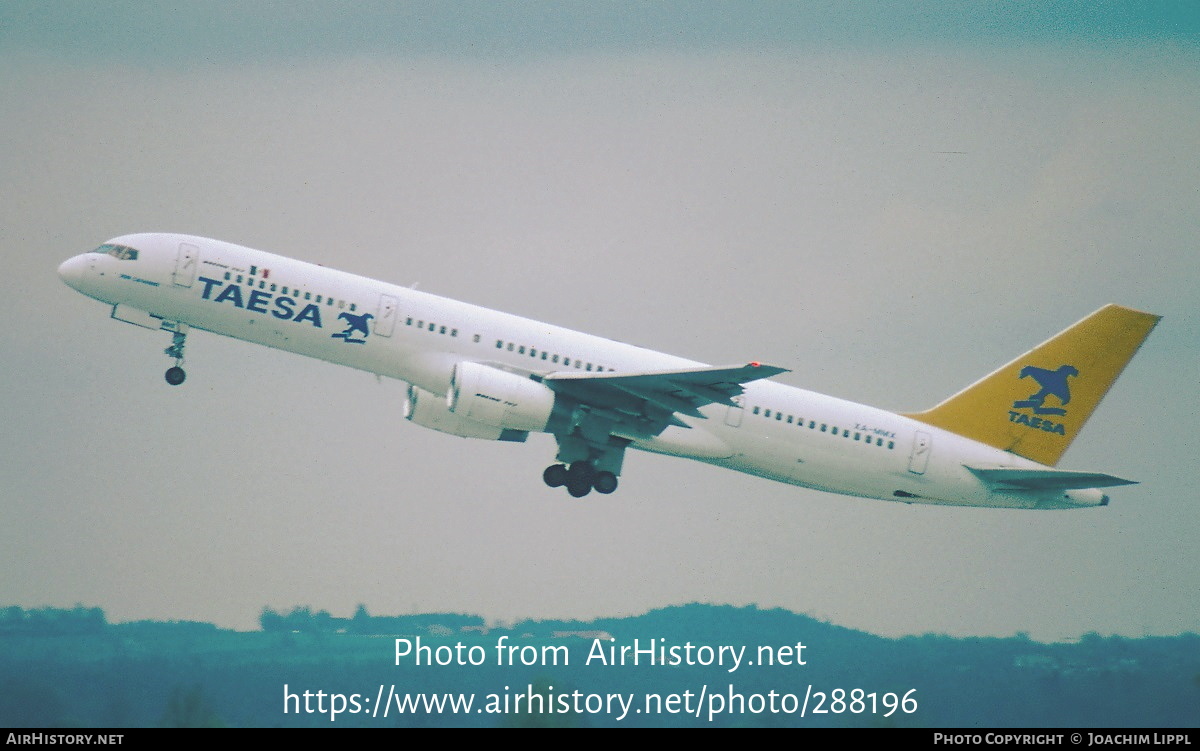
[59,234,1159,508]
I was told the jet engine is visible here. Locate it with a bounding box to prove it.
[447,361,555,432]
[404,383,524,441]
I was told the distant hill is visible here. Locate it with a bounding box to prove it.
[0,604,1196,727]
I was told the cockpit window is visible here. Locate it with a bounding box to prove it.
[92,244,138,260]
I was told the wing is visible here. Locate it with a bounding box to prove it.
[543,361,786,430]
[537,362,787,474]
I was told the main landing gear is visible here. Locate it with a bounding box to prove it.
[163,328,188,386]
[543,462,618,498]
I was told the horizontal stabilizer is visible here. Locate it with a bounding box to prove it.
[965,465,1137,491]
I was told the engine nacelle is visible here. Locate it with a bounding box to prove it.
[447,361,555,432]
[404,384,510,440]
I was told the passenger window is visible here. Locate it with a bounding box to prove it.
[586,363,593,371]
[237,275,243,283]
[776,413,782,421]
[495,340,502,348]
[224,272,231,281]
[541,352,548,360]
[888,441,895,449]
[564,358,570,366]
[440,326,446,334]
[820,424,827,432]
[552,355,559,363]
[350,303,357,312]
[764,409,772,418]
[507,343,514,351]
[752,406,760,415]
[518,346,526,354]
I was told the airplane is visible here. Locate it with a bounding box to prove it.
[58,234,1160,509]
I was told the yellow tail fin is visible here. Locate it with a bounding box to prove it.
[902,304,1160,466]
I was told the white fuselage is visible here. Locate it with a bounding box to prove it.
[58,233,1102,510]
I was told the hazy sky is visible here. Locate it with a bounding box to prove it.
[2,3,1197,640]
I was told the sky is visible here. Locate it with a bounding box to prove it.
[1,3,1197,641]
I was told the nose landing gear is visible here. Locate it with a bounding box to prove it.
[163,327,188,386]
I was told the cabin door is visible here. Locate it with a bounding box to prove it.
[172,242,198,287]
[374,294,399,337]
[724,395,744,427]
[908,431,932,475]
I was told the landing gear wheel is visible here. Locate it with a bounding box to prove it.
[566,478,592,498]
[592,471,618,494]
[567,461,594,483]
[543,464,568,488]
[165,366,186,386]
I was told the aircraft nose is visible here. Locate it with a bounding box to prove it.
[58,255,86,290]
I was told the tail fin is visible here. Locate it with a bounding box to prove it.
[902,304,1160,466]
